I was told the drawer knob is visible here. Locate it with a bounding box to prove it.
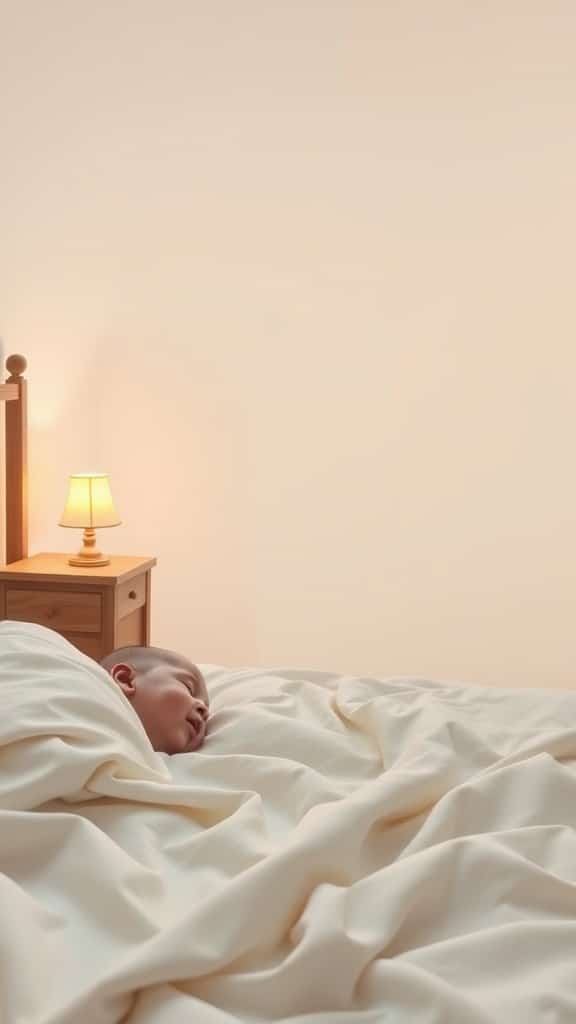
[129,590,137,600]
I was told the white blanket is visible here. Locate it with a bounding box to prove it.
[2,622,576,1023]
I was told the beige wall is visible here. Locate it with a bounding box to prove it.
[2,2,575,686]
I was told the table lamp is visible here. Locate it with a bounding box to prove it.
[59,473,121,566]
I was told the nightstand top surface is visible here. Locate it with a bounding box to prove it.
[0,553,157,586]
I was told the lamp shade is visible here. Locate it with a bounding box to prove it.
[59,474,121,529]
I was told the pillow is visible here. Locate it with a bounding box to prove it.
[0,621,169,811]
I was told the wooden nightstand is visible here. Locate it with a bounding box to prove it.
[0,553,157,661]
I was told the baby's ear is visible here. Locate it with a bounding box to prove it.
[109,662,137,698]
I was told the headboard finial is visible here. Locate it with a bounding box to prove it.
[6,354,27,380]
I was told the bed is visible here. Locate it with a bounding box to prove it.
[2,354,576,1023]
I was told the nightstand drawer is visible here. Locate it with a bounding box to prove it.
[6,588,102,633]
[117,574,146,619]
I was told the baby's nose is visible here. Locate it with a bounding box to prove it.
[191,698,209,720]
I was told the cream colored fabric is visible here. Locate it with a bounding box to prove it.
[2,622,576,1022]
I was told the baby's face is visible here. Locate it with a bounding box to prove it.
[131,657,210,755]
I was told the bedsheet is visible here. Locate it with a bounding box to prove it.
[2,622,576,1022]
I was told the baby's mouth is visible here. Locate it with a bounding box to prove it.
[187,718,205,749]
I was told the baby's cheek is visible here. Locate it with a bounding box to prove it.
[162,687,189,716]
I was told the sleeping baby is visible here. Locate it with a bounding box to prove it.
[100,645,209,755]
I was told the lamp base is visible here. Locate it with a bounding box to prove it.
[68,555,110,567]
[68,527,110,567]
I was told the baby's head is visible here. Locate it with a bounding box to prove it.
[100,645,209,755]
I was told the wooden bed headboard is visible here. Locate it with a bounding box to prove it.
[1,354,28,564]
